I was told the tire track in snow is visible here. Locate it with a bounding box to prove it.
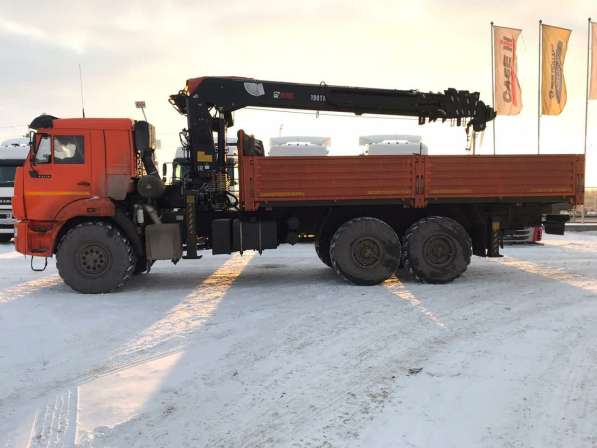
[9,254,255,448]
[2,254,252,405]
[28,388,77,448]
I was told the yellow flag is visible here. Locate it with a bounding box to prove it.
[494,26,523,115]
[541,24,571,115]
[590,22,597,100]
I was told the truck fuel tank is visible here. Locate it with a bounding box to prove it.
[211,219,278,255]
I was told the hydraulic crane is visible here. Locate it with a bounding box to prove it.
[169,77,495,210]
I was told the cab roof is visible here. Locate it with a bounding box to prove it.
[29,114,134,131]
[53,118,134,130]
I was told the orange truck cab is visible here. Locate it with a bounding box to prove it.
[14,115,149,268]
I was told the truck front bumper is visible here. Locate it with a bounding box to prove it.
[14,221,60,257]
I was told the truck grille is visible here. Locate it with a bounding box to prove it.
[503,227,535,243]
[0,210,14,222]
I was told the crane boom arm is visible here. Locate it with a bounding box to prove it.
[170,76,495,132]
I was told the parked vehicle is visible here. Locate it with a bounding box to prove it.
[13,77,581,293]
[503,226,543,244]
[0,138,29,242]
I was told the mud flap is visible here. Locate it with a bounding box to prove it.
[543,214,568,235]
[145,224,182,261]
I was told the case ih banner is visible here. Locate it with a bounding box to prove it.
[541,24,572,115]
[494,26,522,115]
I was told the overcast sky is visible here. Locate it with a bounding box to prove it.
[1,0,597,182]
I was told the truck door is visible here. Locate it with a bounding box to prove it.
[24,132,92,221]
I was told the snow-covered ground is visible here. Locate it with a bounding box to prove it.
[1,233,597,448]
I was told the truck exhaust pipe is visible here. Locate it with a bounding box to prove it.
[134,121,160,177]
[134,121,165,199]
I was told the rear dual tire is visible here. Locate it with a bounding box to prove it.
[330,217,401,285]
[325,216,471,286]
[403,216,471,284]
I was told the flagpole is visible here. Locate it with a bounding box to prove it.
[585,18,591,155]
[537,20,542,155]
[491,21,496,156]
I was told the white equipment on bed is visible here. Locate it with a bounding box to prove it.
[269,136,330,156]
[359,135,428,155]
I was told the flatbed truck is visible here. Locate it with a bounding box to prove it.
[12,77,581,293]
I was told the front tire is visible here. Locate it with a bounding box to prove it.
[56,222,135,293]
[403,216,471,284]
[330,217,401,285]
[0,234,12,243]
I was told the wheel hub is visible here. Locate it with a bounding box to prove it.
[351,237,382,268]
[76,244,111,277]
[423,235,456,267]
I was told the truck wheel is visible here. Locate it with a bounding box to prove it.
[403,216,472,284]
[330,217,401,285]
[314,235,332,267]
[0,234,12,243]
[56,222,135,293]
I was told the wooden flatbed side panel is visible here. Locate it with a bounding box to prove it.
[238,154,585,211]
[424,155,583,202]
[240,155,415,211]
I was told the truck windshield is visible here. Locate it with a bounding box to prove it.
[0,166,17,187]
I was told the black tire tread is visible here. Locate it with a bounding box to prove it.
[403,216,471,284]
[330,217,400,285]
[56,221,135,293]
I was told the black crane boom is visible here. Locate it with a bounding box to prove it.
[170,76,495,131]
